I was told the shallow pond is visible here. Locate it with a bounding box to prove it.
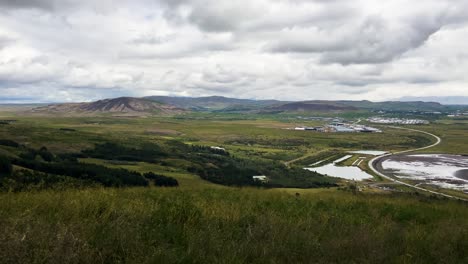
[305,155,374,181]
[381,154,468,192]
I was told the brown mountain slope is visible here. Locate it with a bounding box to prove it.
[31,97,187,115]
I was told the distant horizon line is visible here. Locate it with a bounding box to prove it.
[1,95,468,105]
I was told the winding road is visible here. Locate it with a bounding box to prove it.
[368,126,468,202]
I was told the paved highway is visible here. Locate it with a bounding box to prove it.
[368,126,468,202]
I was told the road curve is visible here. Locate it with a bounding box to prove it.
[368,126,468,202]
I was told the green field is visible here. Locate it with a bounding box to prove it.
[1,112,468,263]
[0,114,444,157]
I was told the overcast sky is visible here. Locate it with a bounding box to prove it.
[0,0,467,103]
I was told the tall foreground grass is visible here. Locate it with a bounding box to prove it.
[0,187,467,263]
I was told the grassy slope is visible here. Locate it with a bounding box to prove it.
[1,187,467,264]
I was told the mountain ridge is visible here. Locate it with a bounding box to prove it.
[144,95,285,111]
[398,96,468,105]
[31,97,187,115]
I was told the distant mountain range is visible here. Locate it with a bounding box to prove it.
[145,96,458,112]
[144,96,284,111]
[398,96,468,105]
[265,101,357,112]
[25,95,466,115]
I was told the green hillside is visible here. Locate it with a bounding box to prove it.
[1,187,467,263]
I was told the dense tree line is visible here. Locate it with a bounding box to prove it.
[186,150,338,188]
[2,144,184,190]
[19,146,54,162]
[143,172,179,187]
[0,169,97,192]
[82,142,167,162]
[12,157,149,187]
[82,142,230,163]
[0,156,12,176]
[405,135,433,148]
[225,138,306,147]
[0,139,20,148]
[59,128,77,132]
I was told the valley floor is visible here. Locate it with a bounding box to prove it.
[0,113,468,263]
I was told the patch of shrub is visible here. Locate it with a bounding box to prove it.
[0,156,12,176]
[143,172,179,187]
[0,170,97,192]
[59,128,77,132]
[0,139,19,148]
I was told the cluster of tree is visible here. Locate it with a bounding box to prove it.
[143,172,179,187]
[82,142,167,162]
[59,128,77,132]
[0,156,12,176]
[82,141,230,163]
[0,139,20,148]
[225,137,306,147]
[190,145,229,156]
[187,151,338,188]
[0,169,97,192]
[12,157,149,187]
[19,146,54,162]
[329,141,360,148]
[189,158,259,186]
[405,135,433,148]
[0,120,17,125]
[266,167,338,188]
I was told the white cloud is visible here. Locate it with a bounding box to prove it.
[0,0,467,102]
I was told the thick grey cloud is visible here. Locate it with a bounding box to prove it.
[158,0,357,33]
[0,0,467,103]
[321,16,441,64]
[0,0,54,10]
[268,1,468,64]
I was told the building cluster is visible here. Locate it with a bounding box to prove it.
[367,117,429,125]
[447,111,468,117]
[252,175,268,182]
[294,123,381,133]
[210,146,226,151]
